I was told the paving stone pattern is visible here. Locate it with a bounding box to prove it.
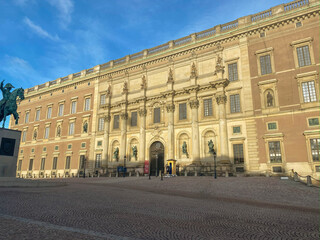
[0,177,318,240]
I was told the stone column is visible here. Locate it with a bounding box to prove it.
[216,94,229,162]
[102,115,111,169]
[120,112,128,161]
[166,104,175,159]
[138,108,147,162]
[189,99,200,163]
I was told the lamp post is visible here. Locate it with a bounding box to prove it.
[83,156,86,179]
[123,155,126,178]
[213,150,217,179]
[155,153,158,177]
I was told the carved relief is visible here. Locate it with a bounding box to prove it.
[120,112,128,120]
[189,100,199,109]
[167,68,174,83]
[151,126,162,138]
[166,104,175,113]
[138,108,147,117]
[216,94,227,105]
[104,115,111,122]
[190,62,197,78]
[106,84,111,97]
[141,75,147,90]
[214,55,225,74]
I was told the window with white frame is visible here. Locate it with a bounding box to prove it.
[153,107,160,123]
[40,158,46,170]
[310,138,320,162]
[297,45,311,67]
[28,159,33,171]
[44,126,50,139]
[35,109,40,121]
[268,141,282,163]
[84,98,90,111]
[98,117,105,131]
[65,156,71,169]
[25,112,29,123]
[260,55,272,75]
[58,104,64,116]
[302,81,317,103]
[52,157,58,170]
[47,107,52,119]
[22,131,27,142]
[179,103,187,120]
[18,160,22,171]
[228,63,238,81]
[113,115,119,129]
[69,122,75,135]
[233,144,244,164]
[131,111,137,127]
[71,101,77,114]
[230,94,241,113]
[203,98,213,117]
[95,154,102,168]
[100,94,106,105]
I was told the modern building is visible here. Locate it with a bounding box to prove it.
[11,0,320,178]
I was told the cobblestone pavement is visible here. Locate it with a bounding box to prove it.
[0,176,318,240]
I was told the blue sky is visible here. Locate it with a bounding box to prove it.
[0,0,290,127]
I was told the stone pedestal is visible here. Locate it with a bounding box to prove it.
[0,128,21,177]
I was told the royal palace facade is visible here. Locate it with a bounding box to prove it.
[11,0,320,178]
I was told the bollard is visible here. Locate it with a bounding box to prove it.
[116,172,118,178]
[184,171,187,177]
[136,172,139,177]
[194,172,197,177]
[159,170,162,181]
[129,172,131,177]
[225,171,229,178]
[109,172,112,177]
[307,176,312,187]
[294,172,299,182]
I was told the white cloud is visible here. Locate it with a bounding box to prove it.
[23,17,60,41]
[0,55,50,88]
[47,0,74,28]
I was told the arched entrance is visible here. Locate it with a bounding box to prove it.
[149,141,164,176]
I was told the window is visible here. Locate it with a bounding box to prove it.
[259,55,272,75]
[43,147,46,152]
[233,126,241,134]
[67,144,72,149]
[81,142,86,148]
[31,148,34,153]
[308,118,319,126]
[230,94,240,113]
[25,112,29,123]
[69,122,75,135]
[100,94,106,105]
[302,81,316,103]
[267,122,277,130]
[47,107,52,119]
[84,98,90,111]
[20,149,23,154]
[58,104,64,116]
[54,146,59,151]
[310,138,320,162]
[18,160,22,171]
[98,117,104,131]
[95,154,102,168]
[71,101,77,114]
[297,45,311,67]
[296,21,302,28]
[203,99,213,117]
[65,156,71,169]
[316,166,320,172]
[44,126,50,139]
[228,63,238,81]
[79,155,85,169]
[268,141,282,163]
[233,144,244,164]
[35,109,40,121]
[28,159,33,171]
[22,131,27,142]
[97,141,102,147]
[131,112,137,126]
[40,158,46,170]
[52,157,58,170]
[179,103,187,120]
[154,107,160,123]
[113,115,119,129]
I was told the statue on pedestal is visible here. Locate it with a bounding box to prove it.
[182,141,188,157]
[0,80,24,128]
[208,140,215,155]
[113,147,119,161]
[132,145,138,159]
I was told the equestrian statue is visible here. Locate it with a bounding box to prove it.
[0,80,25,128]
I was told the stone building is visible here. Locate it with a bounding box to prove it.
[11,0,320,178]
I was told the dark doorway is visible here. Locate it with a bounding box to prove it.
[149,141,164,176]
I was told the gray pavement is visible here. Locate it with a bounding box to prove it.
[0,176,318,240]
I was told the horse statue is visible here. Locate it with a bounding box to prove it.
[0,87,25,128]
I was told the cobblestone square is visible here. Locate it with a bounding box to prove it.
[0,176,318,240]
